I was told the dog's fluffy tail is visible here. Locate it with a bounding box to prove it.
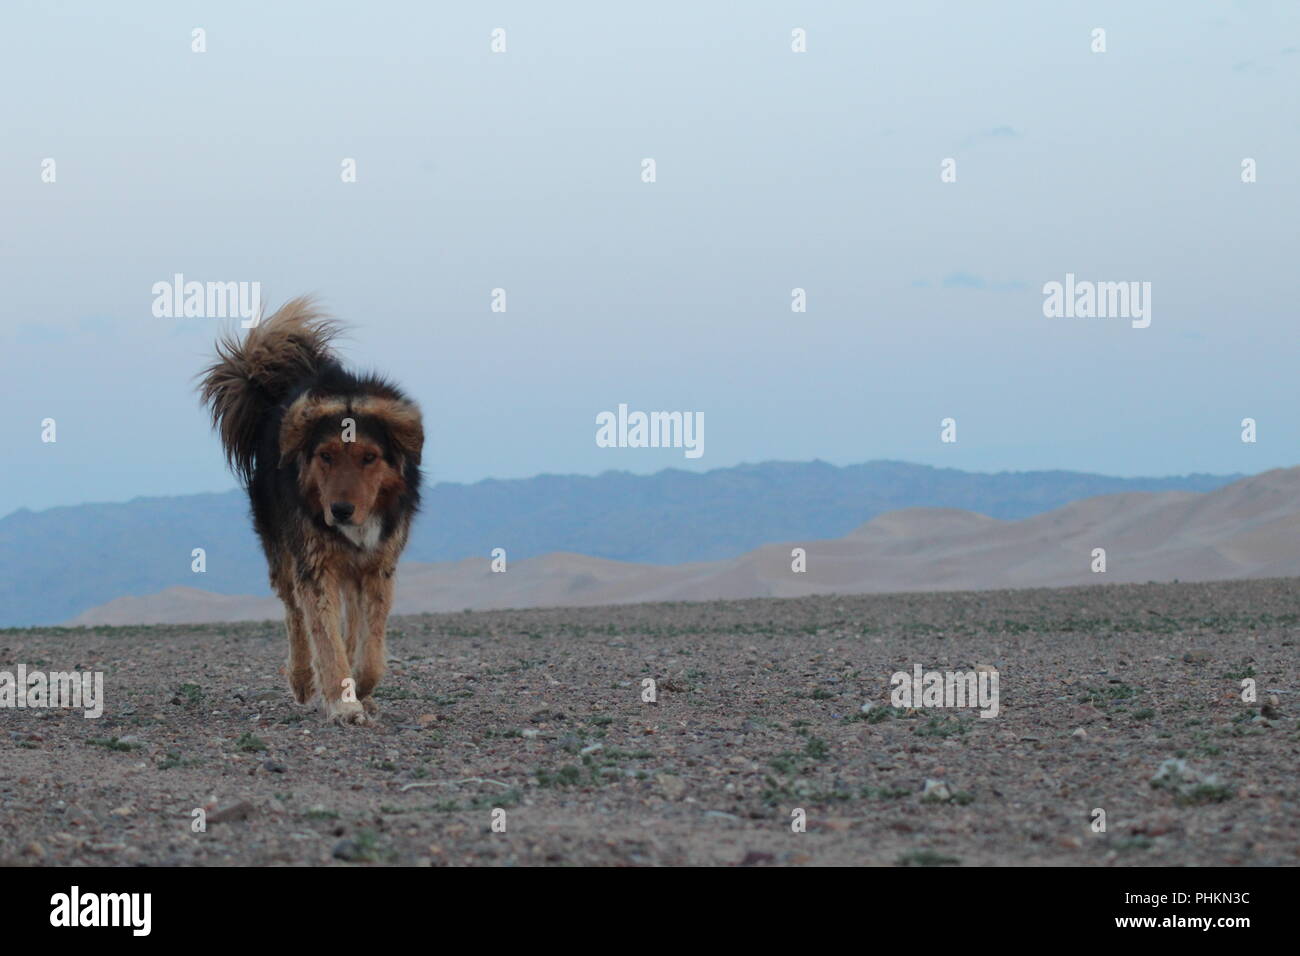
[198,296,342,484]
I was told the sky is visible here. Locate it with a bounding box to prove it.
[1,0,1297,515]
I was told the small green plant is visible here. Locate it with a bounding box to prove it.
[1115,835,1154,852]
[344,829,394,863]
[803,736,830,760]
[896,849,960,867]
[768,753,801,774]
[862,785,912,800]
[536,765,583,788]
[236,732,267,753]
[1078,683,1139,706]
[158,750,200,769]
[915,715,966,738]
[1175,783,1235,806]
[467,789,522,811]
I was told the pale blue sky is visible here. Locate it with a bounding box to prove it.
[2,1,1297,513]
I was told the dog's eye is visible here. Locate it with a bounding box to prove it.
[362,452,377,465]
[319,452,333,464]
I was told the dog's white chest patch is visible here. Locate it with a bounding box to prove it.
[338,516,382,551]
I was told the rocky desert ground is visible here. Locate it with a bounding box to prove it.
[1,578,1297,866]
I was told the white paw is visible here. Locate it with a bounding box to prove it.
[324,699,371,727]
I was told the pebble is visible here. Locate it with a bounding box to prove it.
[656,773,687,800]
[207,800,255,824]
[332,839,365,862]
[922,779,952,802]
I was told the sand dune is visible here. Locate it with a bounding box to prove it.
[69,467,1300,626]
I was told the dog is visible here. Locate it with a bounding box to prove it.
[198,298,422,725]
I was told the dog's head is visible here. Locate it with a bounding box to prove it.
[280,394,423,530]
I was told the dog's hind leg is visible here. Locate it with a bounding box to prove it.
[297,570,368,726]
[356,568,395,713]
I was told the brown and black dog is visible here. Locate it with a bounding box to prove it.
[199,298,422,724]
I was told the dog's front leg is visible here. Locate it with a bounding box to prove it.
[342,579,365,667]
[356,568,395,714]
[284,598,315,705]
[298,573,368,726]
[273,562,315,704]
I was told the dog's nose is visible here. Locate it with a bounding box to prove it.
[330,502,355,522]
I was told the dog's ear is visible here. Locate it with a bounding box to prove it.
[355,397,423,468]
[279,395,347,467]
[382,400,424,468]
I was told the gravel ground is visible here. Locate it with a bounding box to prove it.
[1,578,1297,866]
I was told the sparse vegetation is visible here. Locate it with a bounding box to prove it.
[236,732,267,753]
[915,715,967,738]
[897,850,961,867]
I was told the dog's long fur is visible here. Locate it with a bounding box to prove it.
[199,298,422,724]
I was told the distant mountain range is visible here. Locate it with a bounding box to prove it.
[0,459,1243,627]
[71,467,1300,627]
